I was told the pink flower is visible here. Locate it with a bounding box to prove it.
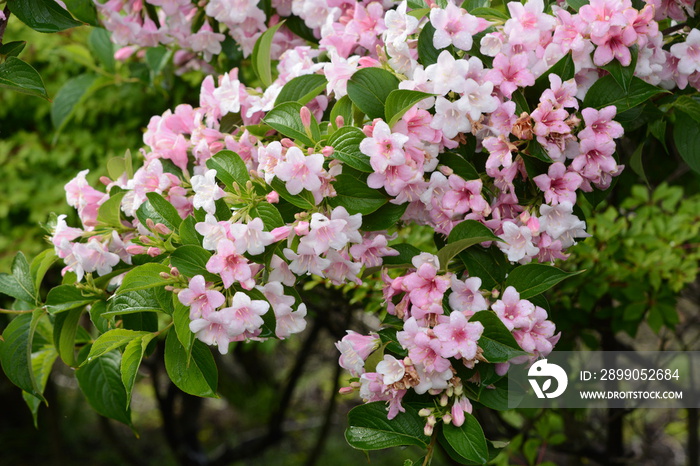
[65,170,107,228]
[430,96,472,139]
[491,286,535,331]
[591,25,637,67]
[531,100,570,138]
[433,311,484,360]
[442,176,490,216]
[430,3,488,51]
[360,120,409,173]
[228,217,275,255]
[485,53,535,98]
[206,239,256,289]
[533,162,583,205]
[274,147,325,195]
[498,221,540,263]
[349,233,398,267]
[449,276,488,316]
[397,318,451,374]
[402,262,451,310]
[336,330,381,376]
[579,106,623,143]
[178,274,226,319]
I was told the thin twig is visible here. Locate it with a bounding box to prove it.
[0,308,33,314]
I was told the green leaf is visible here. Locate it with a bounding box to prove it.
[270,178,317,209]
[51,73,98,131]
[583,75,666,113]
[145,46,171,76]
[566,0,588,11]
[0,252,37,304]
[54,307,83,367]
[0,56,48,99]
[251,202,284,230]
[275,73,327,106]
[76,350,132,426]
[170,245,218,281]
[45,285,99,314]
[89,300,111,334]
[672,95,700,123]
[137,192,182,233]
[345,402,430,450]
[469,6,510,20]
[504,263,582,299]
[328,174,387,215]
[438,220,501,273]
[361,202,407,231]
[96,190,127,228]
[121,332,156,409]
[347,68,400,120]
[106,288,164,316]
[382,243,421,266]
[469,311,528,362]
[327,126,373,172]
[330,95,353,130]
[602,46,637,93]
[245,288,276,339]
[0,310,45,399]
[7,0,83,33]
[173,299,195,357]
[23,344,59,427]
[83,329,151,366]
[116,263,172,294]
[439,153,480,181]
[673,110,700,174]
[206,150,250,191]
[164,331,218,397]
[88,28,115,72]
[178,216,204,246]
[629,142,649,185]
[384,90,434,127]
[440,415,489,464]
[526,139,554,163]
[0,41,27,58]
[30,249,57,293]
[251,21,285,88]
[263,101,320,147]
[417,22,441,67]
[64,0,99,25]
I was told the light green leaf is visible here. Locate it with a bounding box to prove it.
[96,190,127,228]
[30,249,57,293]
[263,101,320,146]
[116,263,172,294]
[0,309,46,400]
[328,174,387,215]
[250,202,284,230]
[0,252,37,303]
[54,307,83,367]
[106,288,164,316]
[206,150,250,190]
[88,28,115,72]
[275,73,327,106]
[136,192,182,233]
[251,21,285,88]
[385,89,434,127]
[327,126,373,172]
[45,285,99,314]
[346,67,399,120]
[83,329,151,366]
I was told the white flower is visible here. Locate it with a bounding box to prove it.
[191,169,224,214]
[499,221,540,263]
[376,355,406,385]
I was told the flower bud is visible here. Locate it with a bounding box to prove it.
[335,115,344,128]
[300,106,312,129]
[281,138,295,148]
[440,393,449,407]
[271,226,291,242]
[338,386,355,395]
[155,223,172,235]
[424,423,434,437]
[147,247,162,257]
[442,413,452,425]
[418,408,432,417]
[266,191,280,204]
[126,244,146,255]
[322,146,334,157]
[294,221,310,236]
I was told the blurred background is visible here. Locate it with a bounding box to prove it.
[1,20,699,466]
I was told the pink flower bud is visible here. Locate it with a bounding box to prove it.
[281,138,295,148]
[338,386,355,395]
[99,176,112,186]
[526,216,540,234]
[294,221,310,236]
[126,244,146,255]
[439,165,454,176]
[335,115,344,128]
[271,226,291,242]
[321,146,334,157]
[424,423,434,437]
[147,247,162,257]
[155,223,172,235]
[266,191,280,204]
[170,267,180,277]
[300,106,312,129]
[146,218,156,231]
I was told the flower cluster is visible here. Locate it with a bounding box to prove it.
[49,0,693,432]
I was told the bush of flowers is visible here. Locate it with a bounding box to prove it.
[2,0,700,463]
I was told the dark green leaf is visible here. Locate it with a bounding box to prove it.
[583,75,666,113]
[178,216,204,246]
[139,192,182,232]
[30,249,57,293]
[417,22,441,67]
[23,344,58,427]
[275,73,327,106]
[170,245,218,281]
[347,68,400,120]
[46,285,99,314]
[76,350,132,426]
[263,101,320,146]
[145,46,171,75]
[7,0,83,33]
[439,153,480,181]
[672,95,700,123]
[0,41,27,58]
[629,142,649,185]
[51,73,101,132]
[674,110,700,174]
[327,126,373,172]
[106,288,164,316]
[469,311,528,362]
[251,21,285,87]
[566,0,588,11]
[0,56,48,99]
[441,415,489,464]
[328,174,387,215]
[602,46,637,93]
[469,6,509,20]
[384,89,434,127]
[330,95,353,130]
[206,149,251,191]
[0,252,37,304]
[89,300,110,334]
[504,263,582,299]
[382,243,421,266]
[164,331,218,397]
[270,178,316,209]
[361,202,407,231]
[64,0,99,25]
[54,307,83,367]
[0,310,45,399]
[345,402,430,450]
[173,300,195,357]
